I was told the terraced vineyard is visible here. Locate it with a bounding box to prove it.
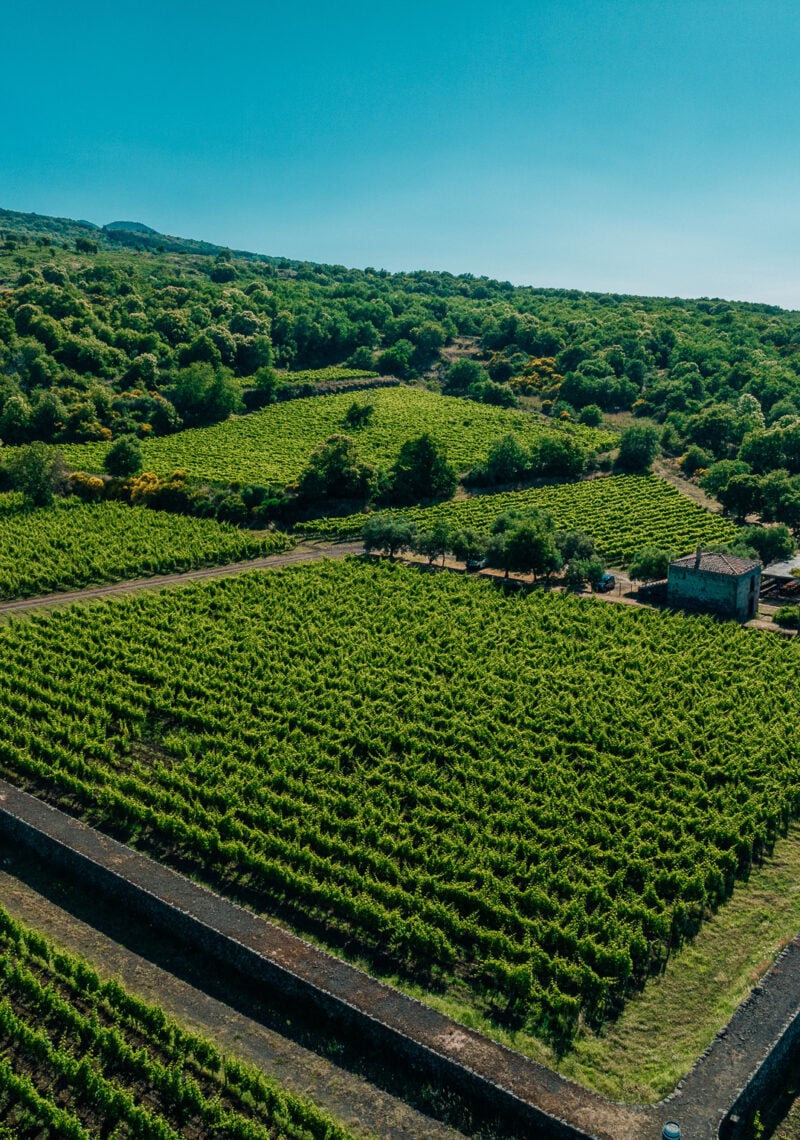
[57,388,615,485]
[0,904,352,1139]
[0,500,291,600]
[0,559,797,1048]
[297,474,738,565]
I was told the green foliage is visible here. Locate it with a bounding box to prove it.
[615,425,660,473]
[342,400,374,429]
[389,433,457,504]
[2,204,800,474]
[5,442,64,508]
[774,605,799,628]
[361,513,416,557]
[627,547,671,582]
[486,512,562,579]
[103,433,142,477]
[0,500,291,598]
[0,903,353,1138]
[445,358,486,392]
[563,556,605,589]
[166,362,243,427]
[297,434,377,501]
[56,387,612,488]
[0,560,798,1048]
[412,517,451,564]
[738,523,795,566]
[299,474,738,565]
[578,403,603,427]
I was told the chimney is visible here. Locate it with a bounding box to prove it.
[694,544,702,569]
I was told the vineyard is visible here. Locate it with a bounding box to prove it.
[0,500,291,600]
[0,903,352,1139]
[56,388,615,485]
[0,559,797,1049]
[274,366,380,384]
[297,474,739,565]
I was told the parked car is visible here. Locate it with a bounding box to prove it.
[593,573,616,592]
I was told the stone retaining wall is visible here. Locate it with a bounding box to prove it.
[2,776,800,1139]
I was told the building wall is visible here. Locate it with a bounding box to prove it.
[667,565,761,619]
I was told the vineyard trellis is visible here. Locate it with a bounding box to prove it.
[0,500,291,600]
[297,474,738,565]
[0,560,796,1048]
[0,904,353,1138]
[54,387,615,485]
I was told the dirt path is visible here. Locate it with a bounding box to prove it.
[653,458,723,512]
[0,839,465,1140]
[0,540,364,617]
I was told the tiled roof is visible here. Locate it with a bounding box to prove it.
[670,551,761,576]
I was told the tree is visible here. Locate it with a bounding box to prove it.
[717,473,762,521]
[413,518,451,565]
[362,514,416,558]
[377,339,414,379]
[343,401,374,430]
[444,358,485,393]
[479,434,530,485]
[737,524,795,566]
[166,363,243,427]
[532,434,585,477]
[614,426,660,473]
[0,394,32,444]
[6,442,63,508]
[563,556,605,590]
[450,527,488,565]
[556,530,596,562]
[700,460,751,500]
[389,434,457,504]
[298,434,377,501]
[486,516,562,580]
[104,434,142,478]
[627,547,670,582]
[578,404,603,427]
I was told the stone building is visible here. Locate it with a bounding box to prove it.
[667,547,761,620]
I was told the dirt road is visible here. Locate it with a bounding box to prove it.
[0,540,364,617]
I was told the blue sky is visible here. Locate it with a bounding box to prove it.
[2,1,799,307]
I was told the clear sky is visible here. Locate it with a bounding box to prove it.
[2,1,799,307]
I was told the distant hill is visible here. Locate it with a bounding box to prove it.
[104,220,159,235]
[0,205,293,266]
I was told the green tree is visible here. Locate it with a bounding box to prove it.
[717,473,762,521]
[556,530,596,562]
[450,527,488,565]
[486,515,561,580]
[167,363,243,427]
[104,434,143,478]
[444,358,485,392]
[389,434,457,504]
[413,518,451,565]
[578,404,603,427]
[700,459,751,500]
[298,434,377,501]
[362,513,416,558]
[476,434,530,485]
[627,547,670,582]
[614,425,660,473]
[737,524,794,566]
[343,401,374,430]
[563,556,605,590]
[7,442,63,508]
